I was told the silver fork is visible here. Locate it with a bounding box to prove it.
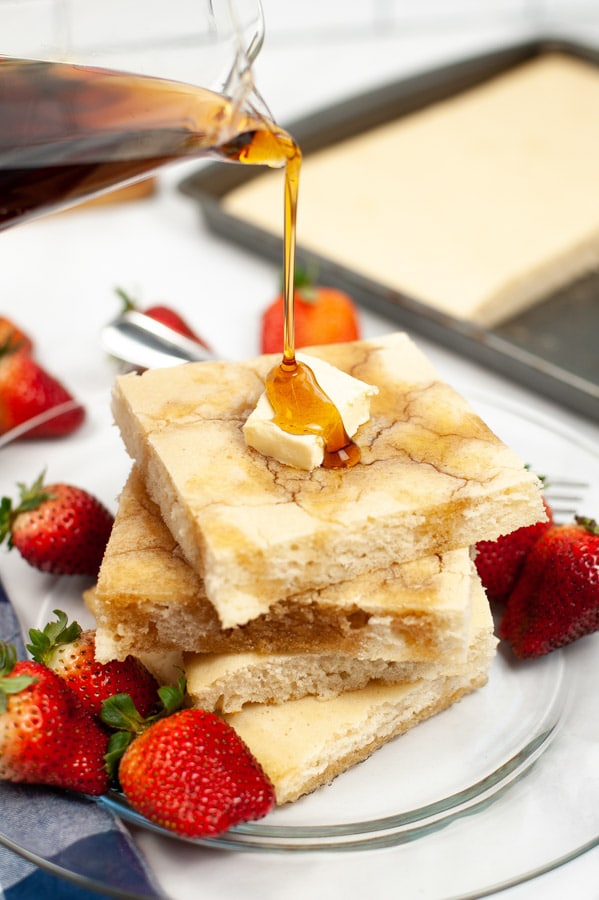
[543,477,590,523]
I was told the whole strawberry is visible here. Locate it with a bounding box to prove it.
[28,610,159,718]
[117,708,275,837]
[499,516,599,658]
[0,641,109,795]
[0,345,84,439]
[116,288,211,349]
[475,497,554,605]
[0,472,114,576]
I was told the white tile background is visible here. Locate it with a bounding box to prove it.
[260,0,599,38]
[252,0,599,127]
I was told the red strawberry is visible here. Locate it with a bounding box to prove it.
[261,270,360,354]
[475,497,554,605]
[0,316,33,354]
[0,642,109,795]
[0,472,114,576]
[499,516,599,658]
[117,288,211,349]
[0,346,84,439]
[27,610,159,718]
[117,708,275,837]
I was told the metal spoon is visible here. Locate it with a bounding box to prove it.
[1,314,211,449]
[100,309,216,371]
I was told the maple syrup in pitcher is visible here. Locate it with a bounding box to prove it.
[0,57,293,227]
[0,57,355,465]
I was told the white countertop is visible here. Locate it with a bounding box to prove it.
[1,12,598,899]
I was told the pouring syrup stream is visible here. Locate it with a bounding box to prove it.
[245,128,360,469]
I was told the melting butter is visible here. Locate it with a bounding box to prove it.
[244,354,378,470]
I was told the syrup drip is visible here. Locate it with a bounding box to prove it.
[259,127,360,469]
[265,358,361,469]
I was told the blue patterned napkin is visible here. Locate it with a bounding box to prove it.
[0,575,166,900]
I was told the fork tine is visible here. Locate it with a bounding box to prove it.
[542,476,589,523]
[548,505,579,519]
[543,473,589,486]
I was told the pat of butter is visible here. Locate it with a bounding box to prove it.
[243,353,378,470]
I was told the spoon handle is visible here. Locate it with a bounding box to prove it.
[101,309,216,370]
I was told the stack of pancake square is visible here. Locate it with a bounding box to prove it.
[88,332,545,804]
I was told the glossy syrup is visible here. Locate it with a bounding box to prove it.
[261,135,360,470]
[266,358,361,468]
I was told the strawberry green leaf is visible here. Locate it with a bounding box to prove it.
[0,673,37,708]
[575,515,599,535]
[101,692,146,732]
[101,680,189,786]
[0,640,17,676]
[101,677,186,737]
[105,730,135,782]
[27,609,82,662]
[157,677,186,716]
[0,472,57,533]
[15,472,55,515]
[277,264,320,302]
[0,497,13,545]
[0,641,35,713]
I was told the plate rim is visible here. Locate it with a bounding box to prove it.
[3,386,598,898]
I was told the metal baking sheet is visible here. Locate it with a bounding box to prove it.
[180,38,599,421]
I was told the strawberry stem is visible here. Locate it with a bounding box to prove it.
[575,515,599,535]
[115,287,137,313]
[0,339,17,359]
[16,471,54,512]
[0,471,56,549]
[279,264,320,304]
[27,609,82,664]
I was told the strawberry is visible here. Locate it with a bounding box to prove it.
[260,270,361,353]
[0,641,110,795]
[27,610,159,718]
[499,516,599,658]
[117,708,275,837]
[0,345,84,439]
[0,472,114,576]
[0,316,33,354]
[475,497,554,605]
[117,288,211,349]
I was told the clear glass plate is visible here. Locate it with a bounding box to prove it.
[3,390,599,898]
